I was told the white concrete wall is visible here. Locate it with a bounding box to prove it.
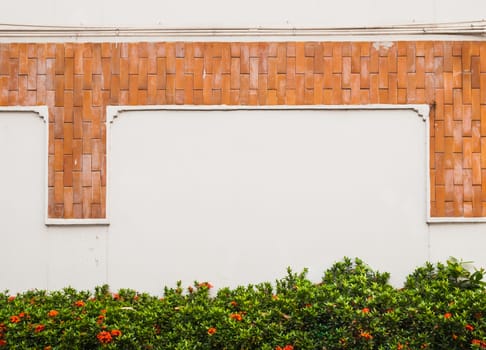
[0,112,48,292]
[1,108,485,295]
[1,0,485,27]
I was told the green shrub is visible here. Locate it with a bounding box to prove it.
[0,258,485,349]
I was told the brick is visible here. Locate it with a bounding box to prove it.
[433,57,443,89]
[481,138,486,168]
[370,74,379,103]
[453,185,463,216]
[286,57,296,89]
[397,56,407,89]
[0,76,8,105]
[156,57,167,89]
[92,44,102,75]
[342,57,351,89]
[462,72,472,104]
[424,42,435,73]
[63,155,73,186]
[110,75,120,104]
[332,43,342,73]
[54,139,63,171]
[464,169,473,202]
[463,138,472,168]
[54,172,64,204]
[463,104,472,136]
[17,44,27,75]
[92,171,101,204]
[416,57,425,88]
[240,45,250,74]
[148,75,157,104]
[82,122,92,155]
[454,154,463,185]
[481,74,486,103]
[360,57,370,89]
[64,187,73,218]
[138,58,148,89]
[445,169,454,201]
[82,187,92,218]
[453,121,462,153]
[473,185,482,216]
[444,104,453,136]
[267,58,277,90]
[472,153,481,185]
[435,185,445,216]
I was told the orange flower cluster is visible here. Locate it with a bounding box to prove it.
[362,307,370,313]
[97,315,105,324]
[7,296,15,302]
[0,323,5,347]
[466,324,475,331]
[207,327,217,335]
[48,310,58,317]
[359,331,373,340]
[111,329,122,337]
[472,339,486,348]
[97,331,112,344]
[9,316,20,323]
[197,282,213,289]
[34,324,45,333]
[113,293,120,300]
[275,345,294,350]
[230,313,243,321]
[444,312,452,319]
[74,300,85,307]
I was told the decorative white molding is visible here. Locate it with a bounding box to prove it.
[45,219,110,226]
[0,106,48,122]
[107,104,430,124]
[427,217,486,224]
[0,20,486,40]
[0,21,485,41]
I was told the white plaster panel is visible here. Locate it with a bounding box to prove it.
[428,224,486,270]
[0,112,48,293]
[108,109,428,293]
[46,226,108,291]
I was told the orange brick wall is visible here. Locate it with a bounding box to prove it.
[0,41,485,219]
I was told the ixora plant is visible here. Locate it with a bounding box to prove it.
[0,258,485,350]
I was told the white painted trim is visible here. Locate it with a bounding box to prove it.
[45,219,110,226]
[107,104,430,124]
[0,105,48,121]
[427,217,486,223]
